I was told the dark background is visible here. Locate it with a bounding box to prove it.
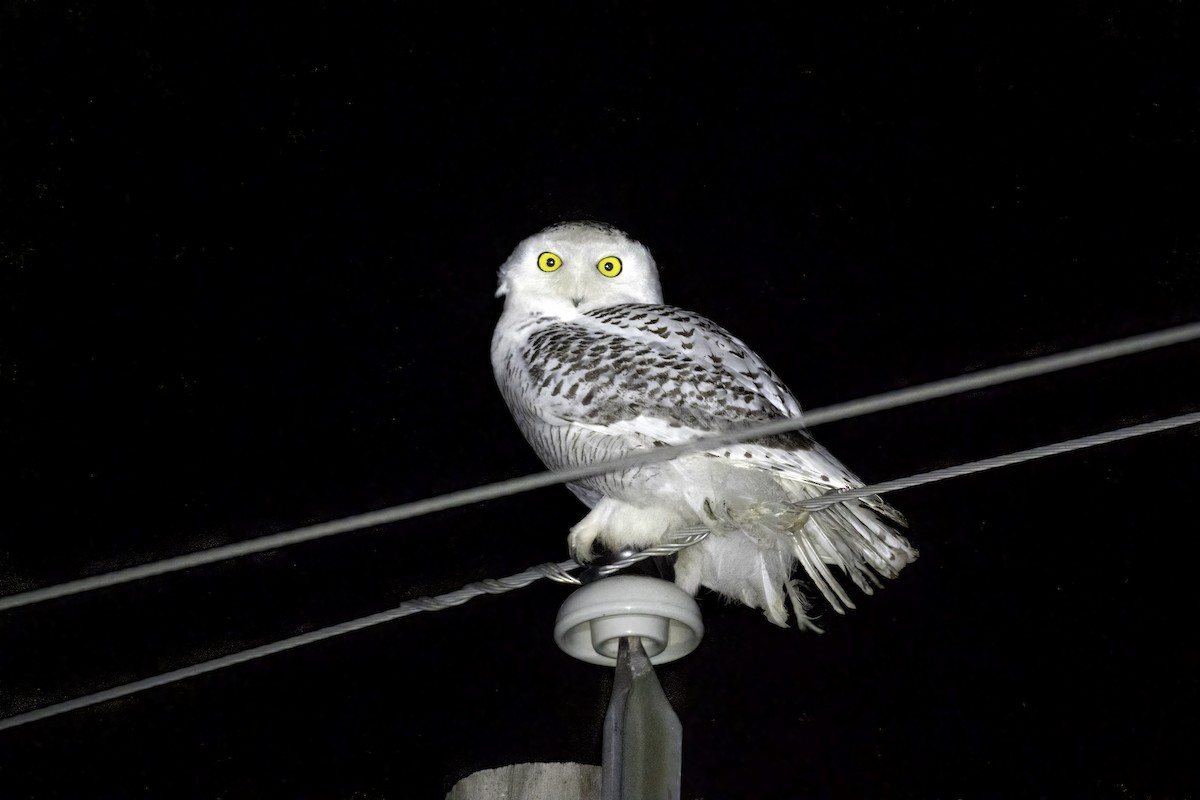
[2,3,1198,798]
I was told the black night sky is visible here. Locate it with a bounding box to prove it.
[1,4,1198,798]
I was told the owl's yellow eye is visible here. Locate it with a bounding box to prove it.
[537,251,563,272]
[597,256,623,277]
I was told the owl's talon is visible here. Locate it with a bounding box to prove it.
[568,527,598,564]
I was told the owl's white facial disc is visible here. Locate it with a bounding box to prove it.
[495,221,663,312]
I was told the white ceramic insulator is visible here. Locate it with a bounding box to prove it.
[553,575,704,666]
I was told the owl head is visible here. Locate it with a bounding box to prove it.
[495,221,663,311]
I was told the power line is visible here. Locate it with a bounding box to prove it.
[0,560,580,733]
[1,410,1195,733]
[798,320,1200,428]
[0,320,1197,614]
[798,411,1200,509]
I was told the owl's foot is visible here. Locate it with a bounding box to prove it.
[568,497,673,563]
[567,521,601,563]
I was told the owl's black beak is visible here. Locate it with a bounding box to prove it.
[571,296,584,308]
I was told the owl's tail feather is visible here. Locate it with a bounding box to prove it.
[789,499,917,619]
[679,496,916,629]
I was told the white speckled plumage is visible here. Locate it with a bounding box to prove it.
[491,221,916,628]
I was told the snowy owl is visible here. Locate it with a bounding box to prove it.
[491,221,916,629]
